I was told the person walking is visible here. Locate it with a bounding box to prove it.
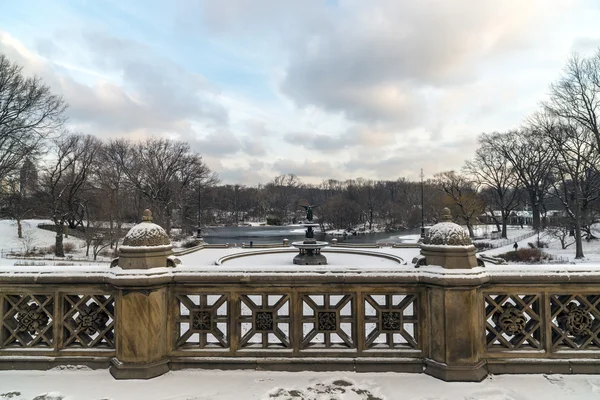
[513,242,518,251]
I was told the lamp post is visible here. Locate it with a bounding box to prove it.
[420,168,425,238]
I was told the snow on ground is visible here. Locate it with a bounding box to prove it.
[0,219,105,267]
[481,230,600,264]
[0,219,87,253]
[179,247,420,268]
[0,369,598,400]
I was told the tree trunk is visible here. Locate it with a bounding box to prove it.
[493,218,501,233]
[17,217,22,239]
[574,202,584,259]
[55,222,65,257]
[530,192,541,230]
[501,216,508,239]
[466,222,475,238]
[164,204,171,235]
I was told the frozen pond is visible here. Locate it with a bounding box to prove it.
[199,225,421,245]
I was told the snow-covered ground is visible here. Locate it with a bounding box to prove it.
[480,229,600,264]
[0,219,109,267]
[0,369,599,400]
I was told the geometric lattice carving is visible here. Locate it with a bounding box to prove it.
[176,294,228,349]
[1,294,54,348]
[238,294,290,349]
[63,294,115,348]
[550,294,600,350]
[484,294,542,350]
[300,294,354,349]
[364,294,419,350]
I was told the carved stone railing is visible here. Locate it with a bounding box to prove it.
[483,283,600,374]
[0,283,116,370]
[2,264,600,380]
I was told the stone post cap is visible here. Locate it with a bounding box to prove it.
[441,207,452,222]
[422,207,472,246]
[142,209,153,222]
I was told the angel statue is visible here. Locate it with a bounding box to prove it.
[300,204,318,221]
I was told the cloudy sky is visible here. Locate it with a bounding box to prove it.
[1,0,599,185]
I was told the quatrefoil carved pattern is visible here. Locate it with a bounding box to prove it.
[557,303,592,336]
[1,294,54,348]
[484,294,541,350]
[551,295,600,350]
[63,294,115,348]
[75,303,109,336]
[16,304,49,334]
[494,306,527,336]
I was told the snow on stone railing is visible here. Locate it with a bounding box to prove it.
[0,264,600,381]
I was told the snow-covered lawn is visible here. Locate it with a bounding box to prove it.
[0,219,107,267]
[481,230,600,264]
[0,369,598,400]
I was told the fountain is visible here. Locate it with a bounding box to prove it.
[292,205,328,265]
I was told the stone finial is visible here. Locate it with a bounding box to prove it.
[441,207,452,222]
[419,207,477,269]
[142,209,153,222]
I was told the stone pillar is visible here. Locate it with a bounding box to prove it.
[109,210,173,379]
[421,208,488,381]
[425,284,486,381]
[110,287,169,379]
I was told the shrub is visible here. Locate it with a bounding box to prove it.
[47,242,75,254]
[497,248,552,263]
[266,216,282,226]
[473,242,493,251]
[527,240,549,249]
[182,238,201,248]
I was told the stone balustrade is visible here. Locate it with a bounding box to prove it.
[0,208,598,381]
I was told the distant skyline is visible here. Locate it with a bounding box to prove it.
[1,0,599,185]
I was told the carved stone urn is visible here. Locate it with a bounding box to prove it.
[112,209,180,269]
[419,207,478,269]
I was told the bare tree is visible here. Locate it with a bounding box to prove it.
[264,174,301,224]
[534,113,600,258]
[113,138,217,234]
[0,53,66,180]
[486,129,554,230]
[546,217,574,250]
[464,134,523,238]
[41,134,101,257]
[545,50,600,151]
[434,171,483,238]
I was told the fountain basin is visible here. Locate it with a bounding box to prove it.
[215,248,405,267]
[291,241,328,250]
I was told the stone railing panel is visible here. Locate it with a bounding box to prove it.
[171,287,423,357]
[239,293,291,349]
[175,293,229,350]
[364,294,419,350]
[62,294,115,349]
[550,294,600,351]
[300,293,356,350]
[484,293,542,351]
[1,293,55,349]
